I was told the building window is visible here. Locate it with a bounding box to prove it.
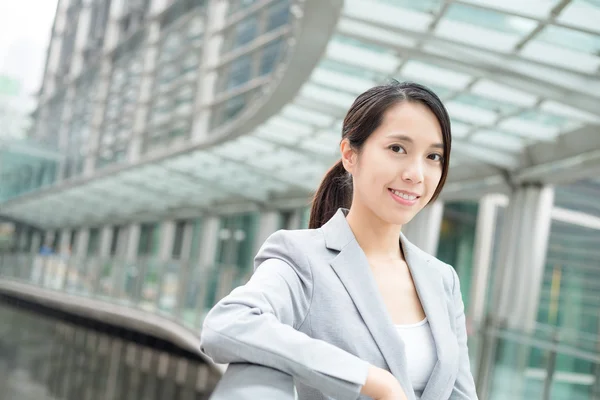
[87,228,100,256]
[227,55,253,90]
[171,220,187,259]
[232,15,258,49]
[265,0,290,32]
[436,201,479,309]
[138,222,159,256]
[110,225,121,256]
[259,38,283,76]
[214,0,293,129]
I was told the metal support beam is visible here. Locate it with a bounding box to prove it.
[194,215,220,326]
[191,0,227,141]
[468,195,504,328]
[339,15,600,116]
[99,225,114,258]
[162,166,268,204]
[476,184,554,399]
[253,210,281,255]
[73,228,90,260]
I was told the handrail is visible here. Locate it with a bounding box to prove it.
[0,278,224,375]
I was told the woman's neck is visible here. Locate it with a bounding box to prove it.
[345,203,404,263]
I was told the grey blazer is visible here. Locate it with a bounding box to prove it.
[201,209,478,400]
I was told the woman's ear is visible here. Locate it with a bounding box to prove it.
[340,138,357,175]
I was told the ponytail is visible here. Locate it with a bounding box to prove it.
[309,160,352,229]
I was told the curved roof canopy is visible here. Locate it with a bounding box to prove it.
[2,0,600,228]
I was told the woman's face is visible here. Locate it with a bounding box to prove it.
[342,101,445,226]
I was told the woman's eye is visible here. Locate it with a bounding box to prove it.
[429,153,444,162]
[389,145,405,153]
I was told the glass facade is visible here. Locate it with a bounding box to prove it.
[87,227,100,256]
[137,222,160,257]
[65,70,98,178]
[211,0,292,127]
[437,202,479,309]
[0,142,60,202]
[145,3,205,153]
[97,35,145,169]
[470,180,600,400]
[188,218,203,263]
[204,212,259,309]
[58,0,81,76]
[35,92,66,150]
[84,0,112,63]
[215,213,259,274]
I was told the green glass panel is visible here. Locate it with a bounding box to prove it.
[87,228,100,256]
[445,3,536,34]
[540,218,600,340]
[436,201,479,310]
[0,145,60,202]
[537,25,600,54]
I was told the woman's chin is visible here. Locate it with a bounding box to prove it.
[377,208,418,227]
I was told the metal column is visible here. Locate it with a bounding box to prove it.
[155,220,176,308]
[253,211,281,255]
[190,0,228,140]
[468,195,503,330]
[74,228,90,260]
[475,184,554,399]
[194,216,220,326]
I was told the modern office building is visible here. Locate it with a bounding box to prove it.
[1,0,600,398]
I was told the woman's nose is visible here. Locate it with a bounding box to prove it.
[401,160,424,184]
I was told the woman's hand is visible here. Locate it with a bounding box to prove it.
[360,365,408,400]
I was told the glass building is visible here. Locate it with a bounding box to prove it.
[1,1,599,399]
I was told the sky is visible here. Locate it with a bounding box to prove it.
[0,0,59,98]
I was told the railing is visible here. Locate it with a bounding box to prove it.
[1,252,599,399]
[469,319,600,399]
[0,253,251,332]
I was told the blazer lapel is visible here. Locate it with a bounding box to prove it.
[322,210,415,398]
[400,233,459,400]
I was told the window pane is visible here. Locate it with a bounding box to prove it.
[259,39,282,76]
[233,15,258,48]
[266,0,290,32]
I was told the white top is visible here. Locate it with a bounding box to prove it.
[394,317,437,398]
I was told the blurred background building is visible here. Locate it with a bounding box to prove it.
[0,0,599,399]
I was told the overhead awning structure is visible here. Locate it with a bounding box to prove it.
[1,0,599,228]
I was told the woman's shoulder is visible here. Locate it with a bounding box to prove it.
[254,228,326,269]
[429,255,459,293]
[261,227,324,250]
[405,239,458,291]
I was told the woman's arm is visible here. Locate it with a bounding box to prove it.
[210,364,296,400]
[200,231,371,400]
[211,364,406,400]
[449,268,479,400]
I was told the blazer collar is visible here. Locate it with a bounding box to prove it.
[321,209,458,400]
[321,208,356,251]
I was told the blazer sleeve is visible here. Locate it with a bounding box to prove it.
[200,230,370,400]
[210,363,296,400]
[449,267,479,400]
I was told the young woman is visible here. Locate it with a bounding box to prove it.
[200,81,478,400]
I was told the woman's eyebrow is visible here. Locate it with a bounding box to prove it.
[385,134,444,149]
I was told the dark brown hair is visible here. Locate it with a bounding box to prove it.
[309,81,451,229]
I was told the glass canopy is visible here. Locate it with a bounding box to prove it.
[1,0,599,228]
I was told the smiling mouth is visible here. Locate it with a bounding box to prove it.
[388,188,420,201]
